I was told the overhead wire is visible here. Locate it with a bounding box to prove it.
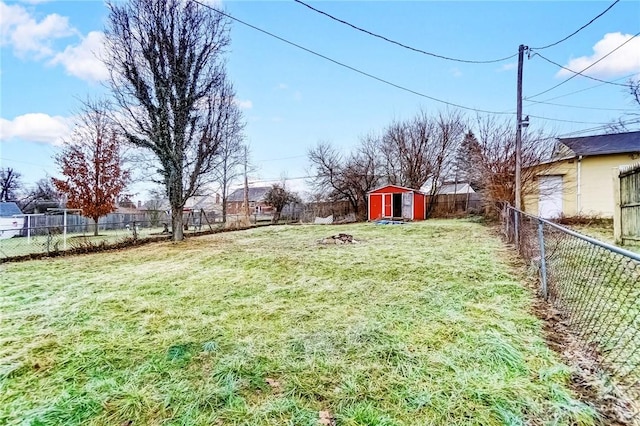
[556,118,640,137]
[192,1,636,130]
[292,0,517,64]
[530,0,620,50]
[531,51,628,87]
[192,0,515,116]
[524,99,637,112]
[526,115,613,125]
[526,32,640,100]
[533,73,637,103]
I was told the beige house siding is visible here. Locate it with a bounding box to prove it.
[524,153,638,218]
[580,154,638,216]
[524,159,576,216]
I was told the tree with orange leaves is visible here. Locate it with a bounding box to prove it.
[53,101,130,236]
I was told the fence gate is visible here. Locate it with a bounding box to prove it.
[615,163,640,244]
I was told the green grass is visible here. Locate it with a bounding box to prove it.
[0,224,226,259]
[570,222,640,254]
[0,220,597,425]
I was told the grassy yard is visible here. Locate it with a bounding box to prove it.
[0,220,596,425]
[569,222,640,254]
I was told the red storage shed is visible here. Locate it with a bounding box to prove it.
[367,185,427,221]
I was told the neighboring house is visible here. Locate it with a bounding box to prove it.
[0,201,25,239]
[226,186,274,215]
[431,182,483,216]
[186,194,222,215]
[436,182,476,195]
[367,185,427,221]
[524,131,640,218]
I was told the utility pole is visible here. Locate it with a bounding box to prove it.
[242,145,251,221]
[515,44,526,211]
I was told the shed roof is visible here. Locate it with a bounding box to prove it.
[557,131,640,157]
[227,186,271,202]
[0,202,22,217]
[368,184,425,194]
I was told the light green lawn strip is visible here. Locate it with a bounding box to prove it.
[0,220,596,425]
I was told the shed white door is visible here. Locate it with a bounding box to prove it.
[402,192,413,219]
[538,175,563,218]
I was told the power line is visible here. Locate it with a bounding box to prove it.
[192,0,515,116]
[293,0,517,64]
[556,118,640,138]
[534,73,636,103]
[530,0,620,50]
[527,114,612,125]
[525,99,637,112]
[526,32,640,100]
[532,51,627,87]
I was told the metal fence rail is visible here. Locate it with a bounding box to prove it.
[0,220,168,259]
[503,205,640,400]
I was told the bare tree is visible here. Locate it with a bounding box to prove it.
[424,111,466,216]
[104,0,242,241]
[264,183,299,224]
[19,177,61,213]
[214,129,245,224]
[308,139,380,221]
[607,79,640,133]
[0,168,22,202]
[380,112,436,189]
[461,116,553,214]
[378,110,465,217]
[630,78,640,107]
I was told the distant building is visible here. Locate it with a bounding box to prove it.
[524,131,640,218]
[226,186,274,215]
[436,182,476,195]
[0,202,25,239]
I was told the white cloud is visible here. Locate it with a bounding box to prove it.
[276,83,288,90]
[234,99,253,109]
[557,32,640,78]
[293,91,303,101]
[0,113,72,145]
[451,67,462,78]
[0,1,75,57]
[498,62,517,72]
[50,31,109,82]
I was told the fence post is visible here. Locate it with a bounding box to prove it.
[612,166,622,245]
[513,209,520,249]
[537,219,548,301]
[63,209,67,250]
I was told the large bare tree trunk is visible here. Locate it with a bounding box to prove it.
[172,206,184,241]
[104,0,243,241]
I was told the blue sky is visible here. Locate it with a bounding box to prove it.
[1,0,639,201]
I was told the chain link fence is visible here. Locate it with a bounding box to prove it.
[0,210,231,260]
[503,205,640,401]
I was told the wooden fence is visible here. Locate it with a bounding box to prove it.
[427,193,483,218]
[614,163,640,244]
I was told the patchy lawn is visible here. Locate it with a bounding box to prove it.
[0,220,596,425]
[570,221,640,254]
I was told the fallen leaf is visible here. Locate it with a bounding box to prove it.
[319,410,335,426]
[266,378,282,392]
